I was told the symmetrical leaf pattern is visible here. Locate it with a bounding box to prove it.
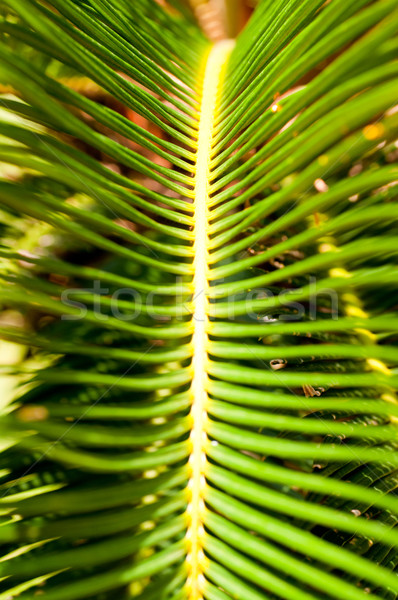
[0,1,398,599]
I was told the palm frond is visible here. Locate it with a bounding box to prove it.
[0,1,398,599]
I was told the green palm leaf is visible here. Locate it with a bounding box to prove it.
[0,1,398,599]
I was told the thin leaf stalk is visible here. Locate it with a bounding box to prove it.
[185,39,234,600]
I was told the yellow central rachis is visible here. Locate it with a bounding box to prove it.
[185,40,234,600]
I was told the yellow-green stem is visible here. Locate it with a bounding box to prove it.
[185,40,234,600]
